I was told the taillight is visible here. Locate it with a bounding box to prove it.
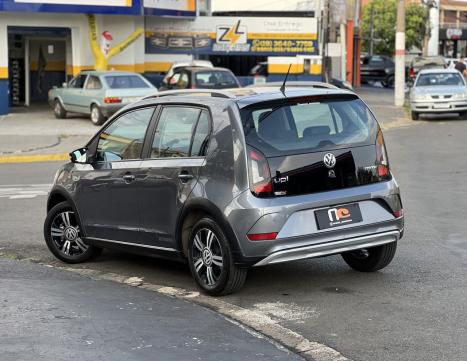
[409,67,415,78]
[247,232,278,241]
[393,209,404,218]
[248,147,273,197]
[376,130,390,179]
[104,97,122,104]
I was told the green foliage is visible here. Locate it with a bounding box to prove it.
[361,0,427,56]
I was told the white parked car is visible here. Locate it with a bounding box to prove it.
[161,60,213,89]
[410,68,467,120]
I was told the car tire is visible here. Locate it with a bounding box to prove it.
[54,99,67,119]
[459,111,467,119]
[384,75,395,88]
[90,104,107,126]
[188,217,247,296]
[44,201,102,264]
[411,111,419,120]
[341,241,397,272]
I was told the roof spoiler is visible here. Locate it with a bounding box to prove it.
[142,89,236,100]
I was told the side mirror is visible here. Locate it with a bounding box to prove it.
[62,82,68,88]
[70,147,89,164]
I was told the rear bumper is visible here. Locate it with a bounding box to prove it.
[101,104,124,117]
[254,229,401,266]
[226,178,403,265]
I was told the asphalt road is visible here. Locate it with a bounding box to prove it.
[1,100,467,360]
[0,258,300,361]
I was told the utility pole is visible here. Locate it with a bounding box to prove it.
[352,0,361,87]
[369,4,374,56]
[394,0,405,107]
[321,0,330,82]
[427,0,440,56]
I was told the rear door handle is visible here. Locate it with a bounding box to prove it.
[178,171,194,182]
[123,173,135,183]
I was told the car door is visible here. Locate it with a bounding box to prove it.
[62,74,89,113]
[137,106,211,248]
[73,107,156,243]
[82,75,103,115]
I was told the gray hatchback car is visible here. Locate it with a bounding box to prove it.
[44,88,404,295]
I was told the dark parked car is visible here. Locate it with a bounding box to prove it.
[159,66,241,91]
[408,56,446,86]
[360,55,395,87]
[44,87,404,296]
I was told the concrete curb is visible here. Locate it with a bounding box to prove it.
[29,260,351,361]
[0,153,69,164]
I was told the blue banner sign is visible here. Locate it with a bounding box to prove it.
[0,0,142,15]
[145,17,319,56]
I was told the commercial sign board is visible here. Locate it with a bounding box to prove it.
[144,0,196,17]
[0,0,142,15]
[145,17,318,56]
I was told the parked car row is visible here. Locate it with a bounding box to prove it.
[49,61,354,125]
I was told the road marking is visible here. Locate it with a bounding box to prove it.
[0,153,68,164]
[0,184,51,199]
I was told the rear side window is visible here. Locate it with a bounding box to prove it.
[151,107,210,158]
[85,76,102,90]
[104,75,150,89]
[242,97,377,156]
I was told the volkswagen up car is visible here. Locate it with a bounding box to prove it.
[44,88,404,296]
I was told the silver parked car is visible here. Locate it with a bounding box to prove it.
[48,71,156,125]
[410,68,467,120]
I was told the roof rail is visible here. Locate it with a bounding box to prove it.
[142,89,236,101]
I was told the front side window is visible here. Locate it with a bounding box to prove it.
[416,72,465,87]
[151,107,209,158]
[70,75,87,89]
[96,108,154,162]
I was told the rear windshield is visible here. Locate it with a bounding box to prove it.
[104,75,150,89]
[241,96,378,157]
[416,72,464,87]
[194,71,238,88]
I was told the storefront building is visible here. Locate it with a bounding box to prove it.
[0,0,319,115]
[439,0,467,58]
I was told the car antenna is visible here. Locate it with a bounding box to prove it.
[280,64,292,96]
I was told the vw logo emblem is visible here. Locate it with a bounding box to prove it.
[64,227,78,241]
[323,153,336,169]
[202,248,213,266]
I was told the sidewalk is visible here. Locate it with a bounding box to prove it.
[0,104,95,162]
[0,257,303,361]
[356,86,409,127]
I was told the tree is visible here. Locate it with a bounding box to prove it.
[361,0,428,56]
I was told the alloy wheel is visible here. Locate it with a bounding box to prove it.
[54,102,62,116]
[191,228,224,287]
[91,107,99,123]
[50,210,88,257]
